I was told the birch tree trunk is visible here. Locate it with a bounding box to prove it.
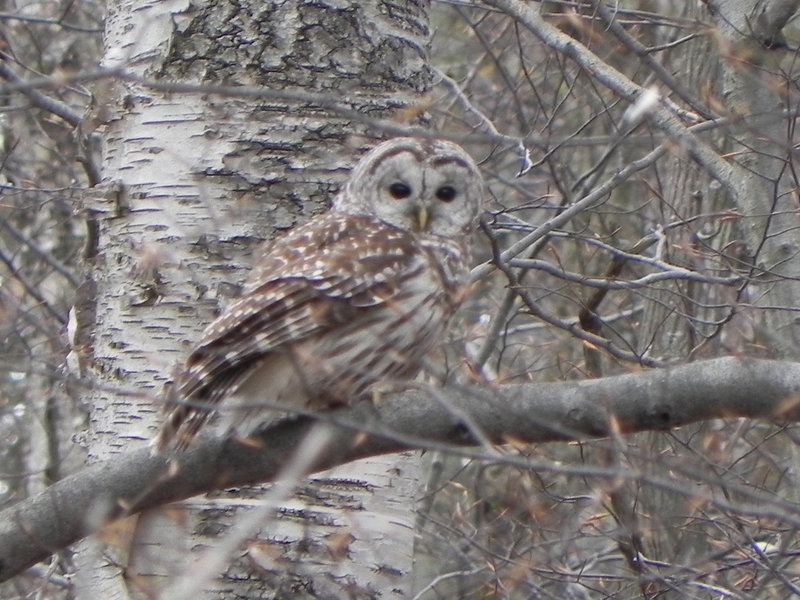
[74,1,432,597]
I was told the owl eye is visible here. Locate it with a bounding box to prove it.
[388,182,412,199]
[435,185,457,202]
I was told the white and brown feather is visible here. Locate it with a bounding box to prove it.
[155,138,483,451]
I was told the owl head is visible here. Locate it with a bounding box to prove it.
[335,137,484,237]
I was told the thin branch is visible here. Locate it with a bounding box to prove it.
[0,217,80,288]
[481,217,664,367]
[0,58,83,127]
[590,0,715,119]
[482,0,737,193]
[509,257,744,289]
[0,11,102,33]
[471,142,668,281]
[0,247,67,325]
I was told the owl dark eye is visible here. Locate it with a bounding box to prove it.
[435,185,457,202]
[388,182,412,199]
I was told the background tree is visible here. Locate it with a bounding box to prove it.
[3,1,800,599]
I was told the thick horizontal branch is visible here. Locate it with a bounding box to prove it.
[3,357,800,582]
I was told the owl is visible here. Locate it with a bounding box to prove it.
[155,137,484,451]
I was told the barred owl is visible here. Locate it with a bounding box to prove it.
[155,137,484,451]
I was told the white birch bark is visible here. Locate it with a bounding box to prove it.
[74,1,433,597]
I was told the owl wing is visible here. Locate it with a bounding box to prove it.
[172,212,420,413]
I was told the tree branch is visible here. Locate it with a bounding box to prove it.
[2,357,800,582]
[482,0,736,192]
[0,58,83,127]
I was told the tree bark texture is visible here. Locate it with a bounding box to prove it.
[75,1,432,598]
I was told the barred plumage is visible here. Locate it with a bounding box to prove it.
[155,137,484,451]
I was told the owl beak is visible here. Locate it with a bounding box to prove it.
[416,204,430,231]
